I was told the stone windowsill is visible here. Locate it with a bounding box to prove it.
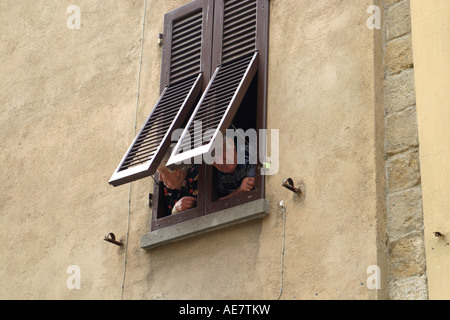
[140,198,270,250]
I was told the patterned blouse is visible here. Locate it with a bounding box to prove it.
[162,165,199,217]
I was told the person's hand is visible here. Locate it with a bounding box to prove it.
[238,177,255,193]
[173,196,197,214]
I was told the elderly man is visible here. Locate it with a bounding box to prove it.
[212,136,256,201]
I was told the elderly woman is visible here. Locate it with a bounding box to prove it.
[157,159,199,217]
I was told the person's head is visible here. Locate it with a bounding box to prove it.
[212,136,237,173]
[156,146,191,189]
[157,166,184,189]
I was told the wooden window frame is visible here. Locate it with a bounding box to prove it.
[150,0,269,231]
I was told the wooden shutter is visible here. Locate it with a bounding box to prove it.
[109,0,213,187]
[167,0,266,166]
[221,0,258,63]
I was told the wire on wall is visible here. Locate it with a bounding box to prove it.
[121,0,148,300]
[276,200,287,300]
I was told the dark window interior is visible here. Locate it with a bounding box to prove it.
[230,72,258,133]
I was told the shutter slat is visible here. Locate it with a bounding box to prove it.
[171,50,201,70]
[170,65,201,85]
[172,10,202,31]
[224,3,256,23]
[171,30,202,51]
[222,43,255,62]
[223,19,256,41]
[171,47,201,67]
[223,27,256,48]
[172,23,202,44]
[224,0,254,14]
[170,57,201,75]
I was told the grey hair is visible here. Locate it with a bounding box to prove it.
[158,145,193,172]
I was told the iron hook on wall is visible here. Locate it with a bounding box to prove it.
[434,232,445,239]
[282,178,302,195]
[104,233,124,247]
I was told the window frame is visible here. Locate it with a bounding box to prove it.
[151,0,269,230]
[149,0,215,231]
[150,164,207,231]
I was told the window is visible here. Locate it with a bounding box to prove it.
[110,0,269,238]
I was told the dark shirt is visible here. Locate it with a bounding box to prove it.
[217,144,256,198]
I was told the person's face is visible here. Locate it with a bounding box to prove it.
[157,167,183,189]
[213,142,237,173]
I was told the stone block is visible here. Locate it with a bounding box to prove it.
[389,274,428,300]
[385,106,419,155]
[384,0,402,8]
[389,233,426,279]
[385,34,414,75]
[385,0,412,41]
[384,69,416,114]
[386,149,421,193]
[386,187,423,241]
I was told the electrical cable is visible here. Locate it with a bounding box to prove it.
[276,201,287,300]
[120,0,148,300]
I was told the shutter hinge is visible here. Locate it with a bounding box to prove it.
[148,193,153,207]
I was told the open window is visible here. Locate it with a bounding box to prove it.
[168,0,269,216]
[110,0,269,237]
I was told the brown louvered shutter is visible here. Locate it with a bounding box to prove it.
[109,0,213,187]
[168,0,266,166]
[221,0,257,64]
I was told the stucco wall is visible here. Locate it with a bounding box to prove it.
[0,0,387,299]
[266,0,386,299]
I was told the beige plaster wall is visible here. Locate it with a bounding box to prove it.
[0,0,147,299]
[410,0,450,300]
[266,0,386,299]
[0,0,386,299]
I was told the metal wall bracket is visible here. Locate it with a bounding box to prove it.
[282,178,302,195]
[434,232,445,238]
[104,233,123,246]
